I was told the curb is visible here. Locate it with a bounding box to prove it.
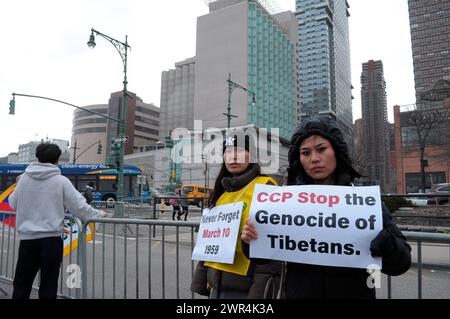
[411,262,449,271]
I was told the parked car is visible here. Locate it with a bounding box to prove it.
[406,193,428,206]
[426,183,450,205]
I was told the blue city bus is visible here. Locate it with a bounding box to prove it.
[0,163,150,206]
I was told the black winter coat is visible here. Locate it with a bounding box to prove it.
[273,118,412,298]
[191,257,282,299]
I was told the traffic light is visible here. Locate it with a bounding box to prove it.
[97,141,103,154]
[107,142,120,164]
[111,142,120,156]
[165,135,173,148]
[9,98,15,115]
[106,142,120,165]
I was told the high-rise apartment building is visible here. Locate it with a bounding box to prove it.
[360,60,390,191]
[160,57,195,140]
[71,92,159,164]
[408,0,450,105]
[195,0,299,139]
[296,0,353,146]
[106,91,160,156]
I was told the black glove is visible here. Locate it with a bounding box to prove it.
[370,228,396,258]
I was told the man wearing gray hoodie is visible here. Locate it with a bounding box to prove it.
[9,143,106,299]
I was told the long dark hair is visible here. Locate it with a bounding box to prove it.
[208,163,257,208]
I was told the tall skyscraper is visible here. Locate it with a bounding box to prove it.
[296,0,353,146]
[160,57,195,140]
[195,0,299,139]
[360,60,390,191]
[408,0,450,105]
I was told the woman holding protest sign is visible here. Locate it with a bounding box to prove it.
[242,117,411,299]
[190,129,282,299]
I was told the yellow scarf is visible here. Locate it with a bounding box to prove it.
[204,176,277,276]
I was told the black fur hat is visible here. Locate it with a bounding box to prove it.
[287,117,360,185]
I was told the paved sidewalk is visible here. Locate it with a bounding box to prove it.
[0,279,42,299]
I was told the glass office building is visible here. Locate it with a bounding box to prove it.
[296,0,353,145]
[195,0,299,140]
[247,2,298,139]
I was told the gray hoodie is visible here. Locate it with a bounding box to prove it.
[9,162,102,240]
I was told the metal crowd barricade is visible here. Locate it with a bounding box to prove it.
[74,218,449,299]
[90,201,121,215]
[378,193,450,299]
[92,200,158,219]
[3,207,449,299]
[389,231,450,299]
[123,199,156,219]
[152,195,208,219]
[0,211,17,297]
[79,217,199,299]
[0,211,82,299]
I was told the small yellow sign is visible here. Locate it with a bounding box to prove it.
[100,176,117,180]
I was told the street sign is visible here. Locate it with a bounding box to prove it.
[112,136,129,144]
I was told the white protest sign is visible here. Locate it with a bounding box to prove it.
[192,202,244,264]
[249,185,382,269]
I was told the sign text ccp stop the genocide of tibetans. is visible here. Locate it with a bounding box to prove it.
[249,185,383,269]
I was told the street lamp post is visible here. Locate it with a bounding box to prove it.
[87,28,130,217]
[225,73,256,128]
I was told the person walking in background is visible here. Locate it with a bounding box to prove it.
[241,117,411,299]
[170,194,181,221]
[179,189,190,221]
[83,182,95,204]
[9,143,106,299]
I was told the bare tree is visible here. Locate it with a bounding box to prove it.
[408,107,450,192]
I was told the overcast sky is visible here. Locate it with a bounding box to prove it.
[0,0,415,157]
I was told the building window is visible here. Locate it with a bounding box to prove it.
[405,172,446,193]
[72,127,107,135]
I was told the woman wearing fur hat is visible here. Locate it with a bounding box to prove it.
[190,129,282,299]
[242,117,411,299]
